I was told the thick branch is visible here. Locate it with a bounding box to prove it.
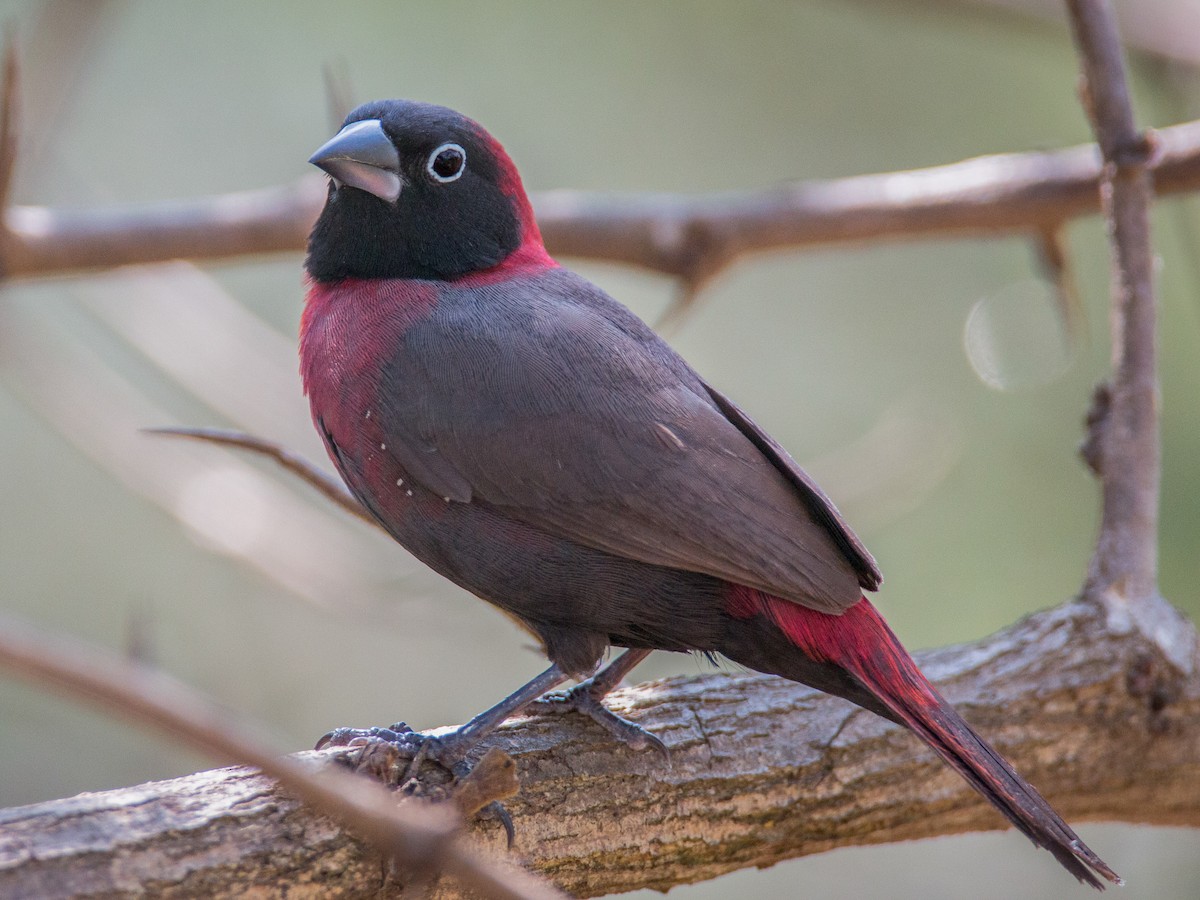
[2,599,1197,898]
[2,119,1200,282]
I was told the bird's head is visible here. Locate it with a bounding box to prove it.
[305,99,546,282]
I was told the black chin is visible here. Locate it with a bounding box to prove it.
[306,175,522,282]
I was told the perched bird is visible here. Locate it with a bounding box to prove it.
[301,99,1119,888]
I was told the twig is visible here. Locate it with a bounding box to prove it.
[1032,225,1086,357]
[322,59,354,132]
[0,26,19,275]
[0,28,19,218]
[1064,4,1164,613]
[1,119,1199,282]
[145,427,378,528]
[0,611,564,900]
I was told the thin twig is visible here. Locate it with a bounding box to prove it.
[322,59,354,132]
[144,426,378,528]
[0,611,563,900]
[0,27,19,215]
[0,26,19,275]
[1032,225,1086,360]
[1063,2,1196,675]
[1065,1,1161,607]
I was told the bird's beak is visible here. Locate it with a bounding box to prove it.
[308,119,402,202]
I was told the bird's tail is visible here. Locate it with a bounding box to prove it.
[722,586,1121,890]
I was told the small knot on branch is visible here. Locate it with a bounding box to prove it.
[1106,130,1158,180]
[1079,382,1112,476]
[1125,650,1182,736]
[654,217,740,332]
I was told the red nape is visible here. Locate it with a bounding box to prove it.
[453,120,557,289]
[451,237,557,289]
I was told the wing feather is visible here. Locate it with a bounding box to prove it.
[376,269,876,614]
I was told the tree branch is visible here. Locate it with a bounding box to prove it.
[1,118,1200,283]
[0,612,563,900]
[1063,1,1197,677]
[2,599,1196,898]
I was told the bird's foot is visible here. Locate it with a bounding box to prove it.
[316,721,467,782]
[313,663,572,846]
[316,722,422,782]
[315,723,518,843]
[531,682,669,760]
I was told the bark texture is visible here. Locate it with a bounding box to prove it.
[1,599,1196,898]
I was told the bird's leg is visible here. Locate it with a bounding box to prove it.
[317,650,663,800]
[316,662,570,767]
[531,648,666,757]
[316,663,572,843]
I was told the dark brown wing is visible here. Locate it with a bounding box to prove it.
[701,381,880,591]
[376,269,877,614]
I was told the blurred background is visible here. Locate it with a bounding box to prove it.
[0,1,1197,897]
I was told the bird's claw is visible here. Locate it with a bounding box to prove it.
[314,722,518,844]
[533,684,669,761]
[315,722,465,784]
[315,721,414,751]
[315,724,416,785]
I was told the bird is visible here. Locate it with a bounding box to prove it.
[300,98,1119,889]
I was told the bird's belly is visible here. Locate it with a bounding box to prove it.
[342,446,728,665]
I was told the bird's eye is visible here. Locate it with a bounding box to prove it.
[426,143,466,183]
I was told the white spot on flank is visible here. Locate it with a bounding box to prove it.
[365,409,372,419]
[396,478,404,486]
[406,490,413,496]
[655,422,686,450]
[380,443,386,450]
[443,496,450,502]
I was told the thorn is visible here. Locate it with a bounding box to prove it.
[1032,226,1086,362]
[1079,382,1111,477]
[653,278,705,337]
[322,59,354,131]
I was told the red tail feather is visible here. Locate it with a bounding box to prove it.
[726,586,1121,889]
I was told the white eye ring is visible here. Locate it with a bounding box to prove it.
[426,142,466,183]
